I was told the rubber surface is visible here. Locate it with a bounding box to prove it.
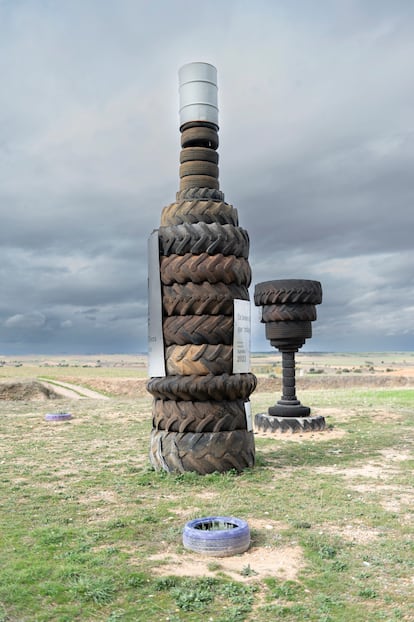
[165,344,233,375]
[180,147,219,164]
[152,399,248,433]
[181,126,219,150]
[158,223,249,258]
[254,413,326,433]
[149,429,255,474]
[254,279,322,306]
[160,253,251,286]
[163,315,233,345]
[161,200,238,226]
[179,175,220,191]
[261,303,317,322]
[146,372,257,401]
[162,282,249,316]
[44,413,72,421]
[176,187,224,202]
[182,516,250,556]
[180,161,218,178]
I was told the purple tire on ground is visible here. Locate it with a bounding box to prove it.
[182,516,250,556]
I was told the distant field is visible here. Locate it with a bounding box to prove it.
[0,353,413,620]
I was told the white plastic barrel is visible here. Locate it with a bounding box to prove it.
[179,62,218,127]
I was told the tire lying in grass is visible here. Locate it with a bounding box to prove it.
[44,412,72,421]
[254,413,326,433]
[149,429,255,473]
[182,516,250,557]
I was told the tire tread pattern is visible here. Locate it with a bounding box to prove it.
[165,344,233,375]
[163,315,233,345]
[147,372,257,401]
[161,200,238,226]
[158,223,249,258]
[152,399,248,433]
[160,253,251,286]
[162,282,249,316]
[254,280,322,306]
[149,429,255,473]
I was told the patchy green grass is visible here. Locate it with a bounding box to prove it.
[0,381,413,621]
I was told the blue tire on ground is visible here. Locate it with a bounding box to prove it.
[182,516,250,557]
[44,413,72,421]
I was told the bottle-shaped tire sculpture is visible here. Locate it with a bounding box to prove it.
[254,279,326,433]
[147,63,256,473]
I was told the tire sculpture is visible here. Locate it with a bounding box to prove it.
[253,279,326,433]
[147,63,256,473]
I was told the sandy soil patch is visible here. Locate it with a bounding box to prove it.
[149,544,304,583]
[255,427,346,443]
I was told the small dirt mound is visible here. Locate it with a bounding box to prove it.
[0,380,61,401]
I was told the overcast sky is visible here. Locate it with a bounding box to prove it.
[1,0,414,355]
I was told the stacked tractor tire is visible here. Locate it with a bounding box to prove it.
[147,121,256,474]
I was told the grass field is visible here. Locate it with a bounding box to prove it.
[0,355,413,621]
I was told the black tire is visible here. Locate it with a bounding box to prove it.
[176,187,224,202]
[254,279,323,306]
[265,321,312,341]
[181,126,219,150]
[160,253,252,286]
[183,516,250,556]
[180,147,219,164]
[158,223,249,258]
[147,373,257,401]
[162,282,249,316]
[261,304,317,322]
[152,399,248,433]
[165,344,233,375]
[180,161,219,178]
[149,429,255,474]
[161,200,238,226]
[180,175,220,191]
[254,413,326,433]
[163,315,233,346]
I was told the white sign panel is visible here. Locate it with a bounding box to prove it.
[147,230,166,377]
[244,401,253,432]
[233,299,251,373]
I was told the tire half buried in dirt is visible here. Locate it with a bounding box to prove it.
[182,516,250,557]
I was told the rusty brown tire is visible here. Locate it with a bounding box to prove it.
[161,200,238,226]
[162,282,249,316]
[180,161,219,178]
[160,253,252,286]
[152,399,248,433]
[149,429,255,474]
[261,304,317,322]
[176,187,224,202]
[158,223,249,258]
[180,147,219,164]
[163,315,233,346]
[254,279,323,306]
[180,175,220,191]
[165,344,233,375]
[146,372,257,401]
[181,126,218,150]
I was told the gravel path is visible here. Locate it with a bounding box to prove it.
[39,379,109,400]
